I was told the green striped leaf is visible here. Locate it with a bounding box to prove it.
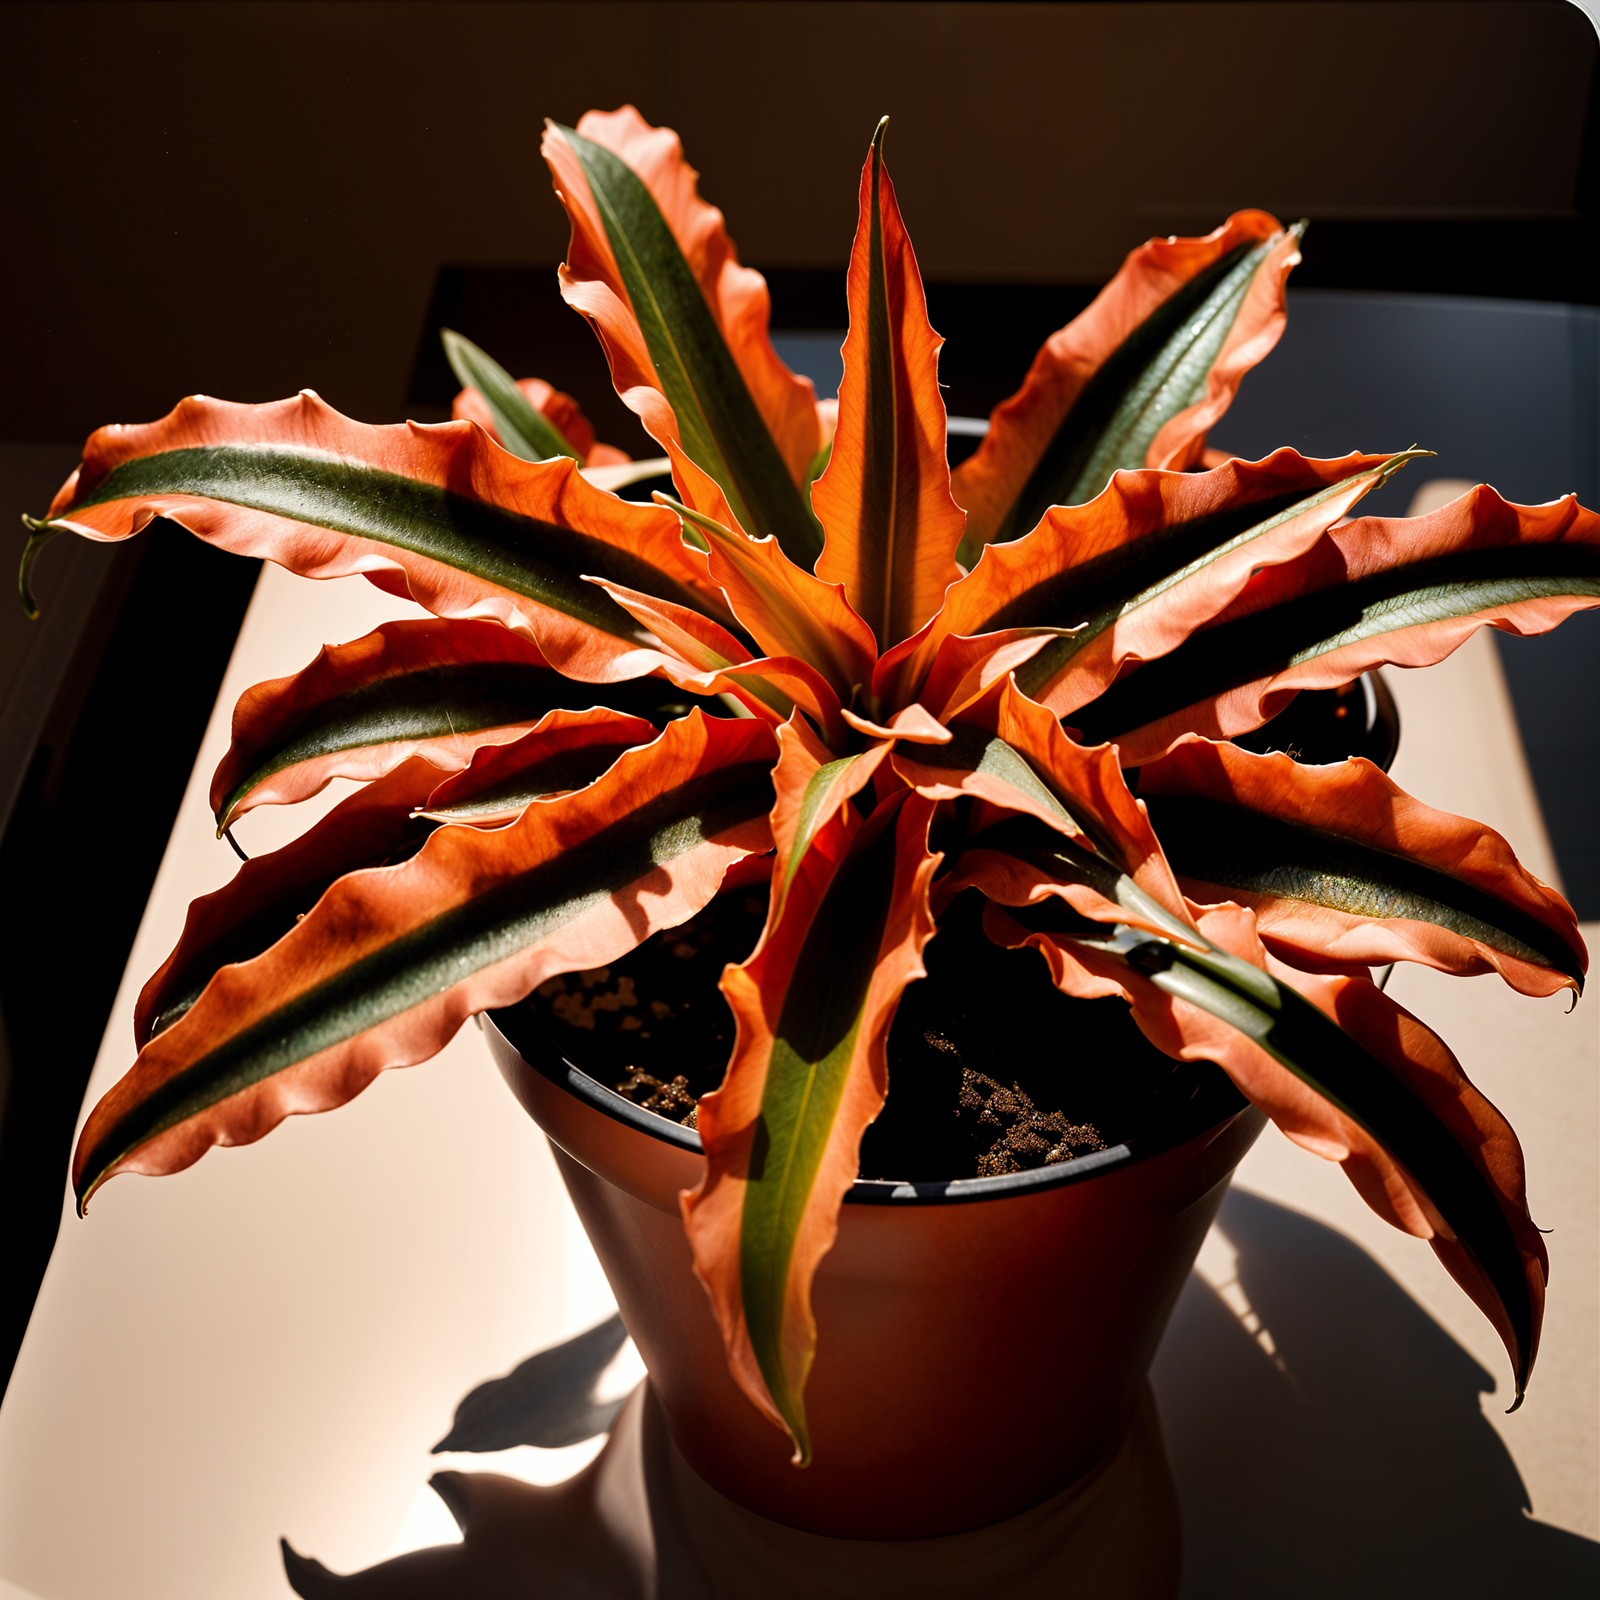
[418,742,639,825]
[216,657,706,829]
[685,792,937,1460]
[741,811,900,1447]
[1007,457,1421,702]
[75,718,777,1208]
[989,847,1540,1402]
[1145,794,1585,992]
[56,442,714,640]
[988,226,1301,548]
[1075,541,1600,746]
[906,725,1183,925]
[441,328,582,462]
[558,126,823,567]
[146,824,436,1044]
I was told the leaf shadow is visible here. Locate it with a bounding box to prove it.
[1152,1189,1597,1598]
[432,1312,628,1454]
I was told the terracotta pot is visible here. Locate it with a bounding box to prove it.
[482,1008,1266,1543]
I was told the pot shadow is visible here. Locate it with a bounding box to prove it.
[1151,1190,1597,1598]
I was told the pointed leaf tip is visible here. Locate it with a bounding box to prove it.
[812,113,964,650]
[441,327,583,464]
[543,110,823,563]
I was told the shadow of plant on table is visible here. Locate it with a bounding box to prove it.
[1154,1190,1600,1597]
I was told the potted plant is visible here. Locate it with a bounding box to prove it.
[21,106,1594,1571]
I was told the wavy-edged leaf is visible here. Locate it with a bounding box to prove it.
[986,894,1545,1400]
[137,758,444,1048]
[212,618,710,830]
[412,708,657,827]
[951,212,1300,559]
[655,492,877,706]
[458,374,633,468]
[683,789,939,1459]
[543,111,823,566]
[587,574,849,743]
[767,713,894,909]
[891,449,1410,720]
[837,702,951,744]
[812,120,965,653]
[74,713,778,1208]
[442,330,583,463]
[895,679,1190,930]
[1141,739,1586,996]
[551,108,825,487]
[27,392,734,682]
[1074,484,1600,761]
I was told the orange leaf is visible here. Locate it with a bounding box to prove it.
[767,713,895,908]
[37,392,733,684]
[134,757,444,1049]
[453,374,603,462]
[813,120,965,652]
[987,898,1547,1390]
[656,493,879,707]
[589,575,849,742]
[541,107,824,488]
[1085,483,1600,762]
[1140,738,1587,997]
[950,212,1297,548]
[899,677,1189,922]
[74,713,778,1208]
[902,449,1401,719]
[681,792,940,1455]
[415,708,661,827]
[210,619,579,829]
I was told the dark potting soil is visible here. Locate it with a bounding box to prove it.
[519,887,1243,1183]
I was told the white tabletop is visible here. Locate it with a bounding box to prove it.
[0,519,1593,1597]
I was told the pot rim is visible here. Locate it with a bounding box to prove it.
[486,1003,1251,1208]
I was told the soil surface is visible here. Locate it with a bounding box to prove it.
[518,888,1242,1183]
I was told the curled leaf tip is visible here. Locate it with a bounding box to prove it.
[18,513,59,620]
[1505,1388,1525,1415]
[223,827,250,862]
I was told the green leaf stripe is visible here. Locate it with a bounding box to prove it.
[1145,795,1584,989]
[912,727,1183,924]
[441,328,583,462]
[145,822,439,1045]
[856,116,903,649]
[423,744,636,823]
[218,662,707,825]
[1145,933,1535,1399]
[988,227,1298,549]
[560,127,824,568]
[1007,457,1421,702]
[58,444,716,638]
[1075,542,1600,743]
[781,754,869,894]
[1013,897,1536,1399]
[742,811,900,1456]
[76,761,775,1206]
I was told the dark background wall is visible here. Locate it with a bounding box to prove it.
[3,1,1595,444]
[1,0,1596,1399]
